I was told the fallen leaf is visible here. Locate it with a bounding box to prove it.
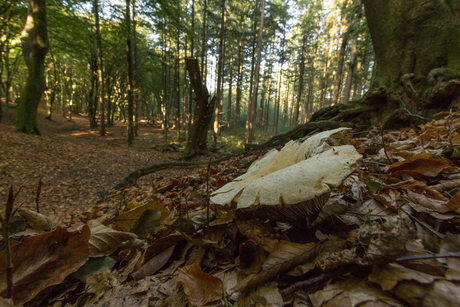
[115,201,171,232]
[88,220,137,257]
[178,263,223,307]
[387,158,450,178]
[233,242,316,293]
[236,240,266,274]
[0,226,90,305]
[18,208,53,231]
[132,244,176,279]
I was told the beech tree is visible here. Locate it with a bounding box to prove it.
[15,0,49,134]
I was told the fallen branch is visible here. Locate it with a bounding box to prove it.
[114,154,238,189]
[245,120,355,150]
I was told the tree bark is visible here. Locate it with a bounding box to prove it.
[212,0,226,147]
[246,0,265,143]
[234,34,243,134]
[126,0,134,146]
[294,30,308,127]
[15,0,49,134]
[343,1,362,104]
[183,58,215,159]
[94,0,106,136]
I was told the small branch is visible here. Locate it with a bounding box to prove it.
[398,96,429,120]
[280,274,329,298]
[396,252,460,262]
[206,157,212,239]
[114,154,238,189]
[4,185,14,299]
[36,177,42,213]
[379,123,392,164]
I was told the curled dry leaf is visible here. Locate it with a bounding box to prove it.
[236,239,266,274]
[18,208,53,231]
[178,263,223,307]
[87,220,137,257]
[0,226,90,305]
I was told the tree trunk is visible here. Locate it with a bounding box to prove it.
[246,0,265,143]
[363,0,460,110]
[245,12,257,142]
[342,2,362,104]
[234,35,243,134]
[187,0,195,136]
[294,30,308,127]
[201,0,206,81]
[319,36,333,109]
[226,39,234,130]
[126,0,134,146]
[183,58,215,158]
[212,0,226,147]
[132,0,139,137]
[94,0,106,136]
[15,0,49,134]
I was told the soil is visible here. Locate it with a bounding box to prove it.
[0,100,191,224]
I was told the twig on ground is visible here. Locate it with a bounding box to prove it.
[4,185,14,298]
[206,157,212,239]
[36,178,42,213]
[379,123,393,165]
[398,96,429,120]
[397,252,460,262]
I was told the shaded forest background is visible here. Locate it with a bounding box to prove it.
[0,0,374,147]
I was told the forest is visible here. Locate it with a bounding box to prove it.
[2,0,460,306]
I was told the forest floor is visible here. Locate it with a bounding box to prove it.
[0,101,205,224]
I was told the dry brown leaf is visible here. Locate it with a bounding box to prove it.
[446,191,460,213]
[369,263,437,291]
[88,220,137,257]
[132,244,176,279]
[115,201,171,232]
[387,157,450,178]
[178,263,223,307]
[0,226,90,305]
[236,240,266,274]
[233,242,316,293]
[18,208,53,231]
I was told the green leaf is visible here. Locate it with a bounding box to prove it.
[366,181,384,191]
[75,257,117,281]
[130,209,161,239]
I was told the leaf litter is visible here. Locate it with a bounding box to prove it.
[3,112,460,306]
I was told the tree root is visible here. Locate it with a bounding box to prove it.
[245,120,355,150]
[114,154,239,189]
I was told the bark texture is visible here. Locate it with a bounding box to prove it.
[15,0,49,134]
[363,0,460,108]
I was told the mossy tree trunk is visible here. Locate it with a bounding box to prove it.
[363,0,460,109]
[15,0,49,134]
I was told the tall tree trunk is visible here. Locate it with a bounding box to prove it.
[319,36,333,109]
[226,38,234,129]
[212,0,226,147]
[330,32,348,106]
[294,30,308,127]
[201,0,206,80]
[343,2,362,104]
[132,0,139,137]
[245,12,257,142]
[305,39,318,120]
[246,0,265,143]
[94,0,106,136]
[187,0,195,136]
[234,35,243,134]
[175,29,180,139]
[126,0,134,146]
[15,0,49,134]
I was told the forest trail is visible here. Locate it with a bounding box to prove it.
[0,101,188,223]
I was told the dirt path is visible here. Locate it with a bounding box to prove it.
[0,101,189,223]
